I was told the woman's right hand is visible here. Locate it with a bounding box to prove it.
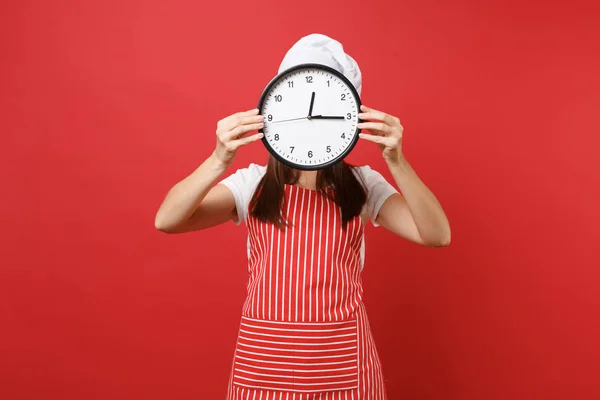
[213,108,264,167]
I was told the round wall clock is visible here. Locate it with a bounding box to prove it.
[258,63,362,170]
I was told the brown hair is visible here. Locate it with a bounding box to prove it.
[249,156,367,229]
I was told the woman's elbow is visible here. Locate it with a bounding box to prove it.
[154,214,178,234]
[428,238,451,248]
[424,230,451,248]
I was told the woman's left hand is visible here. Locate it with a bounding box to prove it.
[358,105,404,164]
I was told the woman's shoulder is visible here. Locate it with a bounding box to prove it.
[350,164,396,197]
[350,164,384,181]
[220,163,266,189]
[246,163,267,173]
[239,163,267,180]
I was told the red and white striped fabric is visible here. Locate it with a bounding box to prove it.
[233,316,358,393]
[227,184,387,399]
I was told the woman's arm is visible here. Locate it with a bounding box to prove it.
[154,109,264,233]
[154,154,234,233]
[358,105,451,247]
[376,157,451,247]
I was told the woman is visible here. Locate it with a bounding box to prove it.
[155,34,451,400]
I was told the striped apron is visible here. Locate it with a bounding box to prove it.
[227,184,387,399]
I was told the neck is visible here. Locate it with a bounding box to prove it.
[296,170,318,190]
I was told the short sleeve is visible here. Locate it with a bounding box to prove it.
[218,164,267,225]
[354,165,398,227]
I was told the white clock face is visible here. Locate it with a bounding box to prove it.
[259,65,360,170]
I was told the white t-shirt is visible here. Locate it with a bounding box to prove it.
[219,164,398,269]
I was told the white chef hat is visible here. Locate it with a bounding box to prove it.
[278,33,362,95]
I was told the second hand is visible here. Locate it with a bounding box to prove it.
[268,116,309,124]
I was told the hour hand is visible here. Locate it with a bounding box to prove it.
[308,92,315,117]
[311,115,345,120]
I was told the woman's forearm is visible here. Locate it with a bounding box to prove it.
[154,153,228,231]
[387,156,451,246]
[154,108,264,233]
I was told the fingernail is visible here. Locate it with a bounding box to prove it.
[257,115,264,121]
[358,113,365,117]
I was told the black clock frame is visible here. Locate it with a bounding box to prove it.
[257,63,362,171]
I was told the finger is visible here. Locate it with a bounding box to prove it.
[238,114,265,126]
[218,108,260,130]
[359,111,395,126]
[359,105,386,120]
[220,114,261,133]
[360,105,383,114]
[357,122,392,134]
[360,105,400,125]
[359,133,396,148]
[242,108,260,116]
[358,133,383,144]
[230,108,260,119]
[225,122,264,141]
[229,132,264,150]
[220,115,264,136]
[233,108,261,118]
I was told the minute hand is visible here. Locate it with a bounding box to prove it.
[311,115,345,120]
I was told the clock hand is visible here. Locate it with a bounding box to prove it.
[311,115,346,120]
[308,92,315,118]
[269,116,308,124]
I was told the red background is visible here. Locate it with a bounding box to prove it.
[1,0,599,399]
